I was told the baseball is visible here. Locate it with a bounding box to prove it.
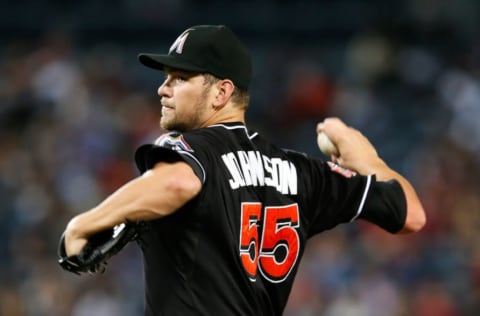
[317,132,338,156]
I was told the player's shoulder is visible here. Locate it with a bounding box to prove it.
[192,122,255,145]
[283,148,310,159]
[204,122,253,140]
[281,148,324,171]
[153,131,194,152]
[152,123,249,152]
[153,127,217,146]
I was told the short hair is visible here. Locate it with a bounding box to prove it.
[203,73,250,110]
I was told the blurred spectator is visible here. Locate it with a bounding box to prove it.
[1,0,479,315]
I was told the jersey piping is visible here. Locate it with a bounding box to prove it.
[178,150,207,183]
[207,123,257,139]
[350,174,372,222]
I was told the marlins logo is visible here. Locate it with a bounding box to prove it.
[154,132,193,152]
[327,161,356,178]
[169,29,191,54]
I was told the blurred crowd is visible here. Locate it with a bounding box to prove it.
[1,0,480,315]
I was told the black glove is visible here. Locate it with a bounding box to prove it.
[58,221,145,275]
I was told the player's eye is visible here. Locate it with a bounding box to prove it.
[162,74,184,86]
[164,71,196,85]
[175,76,187,82]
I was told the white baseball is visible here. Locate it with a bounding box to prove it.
[317,132,338,156]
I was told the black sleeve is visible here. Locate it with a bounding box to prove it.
[135,144,182,173]
[358,179,407,233]
[134,132,207,183]
[293,155,373,236]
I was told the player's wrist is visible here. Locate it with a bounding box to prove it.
[356,157,388,176]
[367,159,397,179]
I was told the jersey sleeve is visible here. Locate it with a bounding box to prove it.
[302,159,373,236]
[358,179,407,233]
[298,156,406,235]
[134,131,208,183]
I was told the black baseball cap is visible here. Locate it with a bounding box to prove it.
[138,25,252,90]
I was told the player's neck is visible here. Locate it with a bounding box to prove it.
[201,108,245,127]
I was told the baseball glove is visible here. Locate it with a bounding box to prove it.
[58,221,146,275]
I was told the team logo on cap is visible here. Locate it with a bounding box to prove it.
[169,29,192,54]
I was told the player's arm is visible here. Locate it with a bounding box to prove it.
[317,117,426,234]
[64,160,201,256]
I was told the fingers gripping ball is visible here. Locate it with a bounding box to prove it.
[317,132,338,156]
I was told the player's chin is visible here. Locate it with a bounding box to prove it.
[160,118,187,132]
[160,117,174,130]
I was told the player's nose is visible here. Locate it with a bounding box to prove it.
[157,82,171,98]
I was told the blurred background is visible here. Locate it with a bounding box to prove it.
[1,0,479,315]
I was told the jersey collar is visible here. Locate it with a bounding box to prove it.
[207,122,258,139]
[207,122,245,129]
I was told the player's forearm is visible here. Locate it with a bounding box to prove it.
[318,118,426,234]
[66,161,201,240]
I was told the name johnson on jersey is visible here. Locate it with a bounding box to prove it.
[221,150,297,195]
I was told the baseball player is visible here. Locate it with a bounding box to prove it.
[63,25,426,315]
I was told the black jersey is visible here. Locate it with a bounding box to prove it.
[134,122,406,316]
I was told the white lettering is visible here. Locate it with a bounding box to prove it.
[222,153,245,189]
[263,156,273,187]
[248,151,264,186]
[271,158,281,192]
[222,150,297,195]
[238,151,253,186]
[282,161,297,195]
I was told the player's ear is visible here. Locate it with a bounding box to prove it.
[212,79,235,109]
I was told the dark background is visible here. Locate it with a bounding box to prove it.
[1,0,479,315]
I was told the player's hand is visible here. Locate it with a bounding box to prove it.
[316,117,387,175]
[64,219,88,256]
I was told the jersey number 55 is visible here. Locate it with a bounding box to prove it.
[239,203,300,283]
